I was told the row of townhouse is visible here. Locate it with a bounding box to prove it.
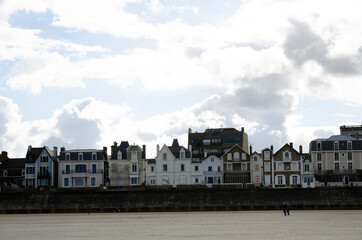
[1,126,362,190]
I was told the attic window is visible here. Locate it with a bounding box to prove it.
[117,150,122,160]
[66,153,70,161]
[180,151,185,159]
[92,153,97,160]
[41,156,48,163]
[78,153,83,161]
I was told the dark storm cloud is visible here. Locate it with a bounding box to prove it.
[284,20,360,75]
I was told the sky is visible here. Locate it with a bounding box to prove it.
[0,0,362,158]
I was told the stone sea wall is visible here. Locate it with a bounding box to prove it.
[0,187,361,214]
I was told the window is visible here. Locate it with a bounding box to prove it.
[92,164,97,174]
[151,166,154,172]
[75,164,86,173]
[334,142,339,150]
[131,152,137,160]
[74,177,85,186]
[194,165,199,172]
[41,156,48,163]
[335,163,339,170]
[3,170,7,177]
[22,170,25,176]
[317,153,322,161]
[264,151,270,160]
[334,153,339,161]
[277,163,283,171]
[180,151,185,159]
[242,164,247,172]
[284,152,290,160]
[242,153,246,160]
[291,163,298,171]
[195,178,199,184]
[132,164,137,173]
[117,150,122,160]
[65,165,70,174]
[163,153,167,160]
[130,177,138,185]
[254,156,257,161]
[208,166,212,172]
[227,163,232,171]
[163,164,167,172]
[278,176,283,185]
[318,163,322,170]
[211,157,214,162]
[348,162,353,170]
[92,153,96,160]
[91,177,96,186]
[233,152,240,160]
[78,153,83,161]
[292,176,298,185]
[181,164,185,172]
[64,178,69,187]
[203,139,211,145]
[347,141,352,150]
[217,166,221,172]
[150,178,156,185]
[40,166,48,176]
[66,154,70,161]
[227,153,232,160]
[305,165,310,172]
[26,166,34,174]
[317,142,322,151]
[348,152,352,161]
[264,163,270,172]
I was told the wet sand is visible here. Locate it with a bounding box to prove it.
[0,211,361,240]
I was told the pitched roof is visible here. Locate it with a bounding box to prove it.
[110,141,129,160]
[25,146,54,163]
[167,139,191,158]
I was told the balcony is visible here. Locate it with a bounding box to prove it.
[37,172,51,178]
[314,169,359,175]
[62,169,103,175]
[203,171,222,176]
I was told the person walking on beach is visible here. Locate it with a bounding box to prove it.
[286,203,290,215]
[282,202,287,216]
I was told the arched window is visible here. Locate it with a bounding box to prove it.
[233,152,240,160]
[117,150,122,160]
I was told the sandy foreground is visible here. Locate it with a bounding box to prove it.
[0,210,361,240]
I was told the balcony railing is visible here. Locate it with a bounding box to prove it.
[62,169,103,174]
[203,171,222,176]
[37,172,50,178]
[314,169,360,175]
[224,170,249,173]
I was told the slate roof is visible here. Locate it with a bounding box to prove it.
[167,139,191,158]
[110,141,129,160]
[59,149,105,161]
[25,146,54,163]
[310,135,362,151]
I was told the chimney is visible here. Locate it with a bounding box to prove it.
[250,145,253,154]
[142,144,146,159]
[290,142,293,149]
[103,147,107,159]
[156,144,160,155]
[28,145,32,152]
[60,146,65,152]
[241,127,244,133]
[188,128,192,134]
[299,145,303,154]
[111,141,117,156]
[270,145,273,152]
[53,146,58,159]
[1,151,8,159]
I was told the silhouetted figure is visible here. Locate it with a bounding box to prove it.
[282,202,287,216]
[286,203,290,215]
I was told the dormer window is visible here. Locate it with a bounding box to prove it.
[66,153,70,161]
[334,142,339,151]
[78,153,83,160]
[284,151,290,160]
[92,153,97,160]
[180,151,185,159]
[317,142,322,151]
[347,141,352,150]
[117,150,122,160]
